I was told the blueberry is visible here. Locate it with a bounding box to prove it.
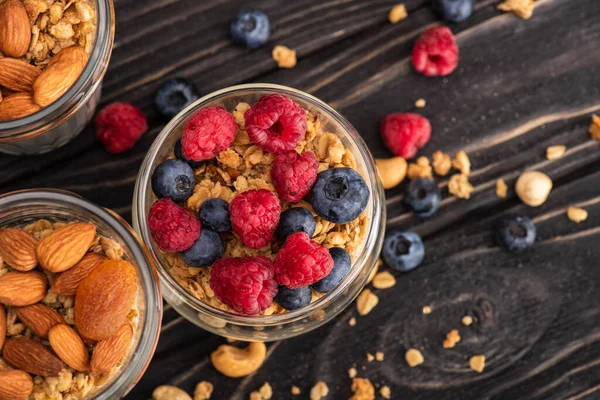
[180,228,224,267]
[199,198,231,232]
[383,230,425,272]
[309,168,369,224]
[495,215,536,253]
[151,159,195,202]
[230,10,270,49]
[274,286,311,310]
[275,207,316,242]
[405,178,441,217]
[432,0,474,23]
[312,247,351,293]
[154,78,199,119]
[174,138,204,168]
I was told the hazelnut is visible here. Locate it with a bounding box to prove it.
[515,171,552,207]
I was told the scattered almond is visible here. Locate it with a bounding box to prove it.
[452,151,471,175]
[448,173,473,199]
[567,207,588,223]
[52,252,106,295]
[37,222,96,273]
[14,303,65,339]
[0,271,47,306]
[372,271,396,289]
[0,58,42,92]
[496,178,508,198]
[0,304,6,352]
[469,354,486,373]
[3,337,64,377]
[49,323,90,372]
[0,0,32,57]
[432,150,451,176]
[0,228,38,271]
[350,377,375,400]
[589,114,600,140]
[388,3,407,23]
[546,145,566,160]
[443,329,461,349]
[0,370,34,400]
[356,289,379,316]
[272,45,297,69]
[0,92,41,121]
[405,348,424,367]
[461,315,473,326]
[90,322,133,377]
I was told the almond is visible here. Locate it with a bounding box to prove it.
[52,253,106,295]
[0,58,42,93]
[90,322,133,377]
[0,92,41,122]
[0,370,34,400]
[36,222,96,273]
[49,324,90,372]
[3,337,64,377]
[14,304,65,339]
[0,0,31,58]
[32,46,88,107]
[0,271,47,306]
[0,305,6,353]
[75,260,138,341]
[0,228,38,272]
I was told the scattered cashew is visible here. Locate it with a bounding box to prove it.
[210,341,266,378]
[515,171,552,207]
[152,385,192,400]
[375,157,407,189]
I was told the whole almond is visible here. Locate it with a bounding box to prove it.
[0,228,38,272]
[32,46,88,107]
[0,0,31,58]
[0,370,34,400]
[0,305,6,353]
[0,271,47,306]
[3,337,64,377]
[52,253,106,296]
[14,304,65,339]
[0,92,41,121]
[49,324,90,372]
[90,322,133,377]
[36,222,96,273]
[0,58,42,92]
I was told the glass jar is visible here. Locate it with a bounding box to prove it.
[0,0,115,155]
[133,84,385,342]
[0,189,162,399]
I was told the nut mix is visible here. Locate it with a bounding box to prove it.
[0,219,139,400]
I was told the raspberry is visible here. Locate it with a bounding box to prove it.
[273,232,334,288]
[244,94,306,153]
[96,103,148,153]
[381,113,431,159]
[412,26,459,77]
[148,198,200,252]
[181,106,237,161]
[230,189,281,249]
[210,256,278,315]
[271,150,318,203]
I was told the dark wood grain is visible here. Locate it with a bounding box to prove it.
[1,0,599,399]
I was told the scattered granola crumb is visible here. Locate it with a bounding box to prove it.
[442,329,461,349]
[349,317,357,326]
[461,315,473,326]
[259,382,273,399]
[415,98,426,108]
[496,179,508,198]
[422,305,432,314]
[469,355,486,373]
[310,381,329,400]
[380,385,391,399]
[272,45,297,69]
[388,3,408,24]
[449,174,474,199]
[366,352,375,362]
[194,381,213,400]
[497,0,534,20]
[350,378,375,400]
[348,367,357,378]
[291,386,301,395]
[405,348,424,367]
[567,207,588,223]
[589,114,600,140]
[546,145,566,160]
[375,351,384,361]
[356,289,379,316]
[372,271,396,289]
[432,150,452,176]
[407,156,433,180]
[452,150,471,175]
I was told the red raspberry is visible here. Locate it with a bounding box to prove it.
[210,256,278,315]
[230,189,281,249]
[381,113,431,159]
[273,232,334,288]
[148,198,200,252]
[412,26,459,77]
[271,150,318,203]
[96,102,148,153]
[244,94,307,154]
[181,106,237,161]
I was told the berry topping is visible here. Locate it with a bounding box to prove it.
[412,26,459,77]
[309,168,369,224]
[199,198,231,232]
[148,198,200,252]
[174,138,204,168]
[230,189,281,248]
[275,207,316,243]
[274,232,334,288]
[210,256,278,315]
[181,106,237,161]
[495,216,536,253]
[154,78,199,119]
[432,0,474,23]
[95,102,148,153]
[383,230,424,272]
[274,286,311,311]
[180,228,224,267]
[244,94,307,154]
[151,159,195,202]
[312,247,351,293]
[230,10,270,49]
[271,150,318,203]
[405,178,441,217]
[380,113,431,159]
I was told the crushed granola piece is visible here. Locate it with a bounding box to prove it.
[469,354,486,373]
[461,315,473,326]
[356,289,379,316]
[372,271,396,289]
[415,98,426,108]
[546,145,566,160]
[567,207,588,223]
[380,385,391,399]
[99,236,123,260]
[310,381,329,400]
[443,329,461,349]
[589,114,600,140]
[349,317,357,326]
[448,174,473,199]
[452,150,471,175]
[272,45,297,68]
[422,305,432,314]
[318,132,345,165]
[218,148,242,169]
[375,351,384,361]
[350,378,375,400]
[348,367,357,378]
[407,156,433,180]
[388,3,407,23]
[366,352,375,362]
[194,381,213,400]
[432,150,451,176]
[291,385,301,395]
[496,179,508,198]
[405,348,424,367]
[497,0,534,20]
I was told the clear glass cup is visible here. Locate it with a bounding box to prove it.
[0,189,162,399]
[133,84,385,341]
[0,0,115,155]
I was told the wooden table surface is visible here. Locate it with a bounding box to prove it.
[2,0,600,398]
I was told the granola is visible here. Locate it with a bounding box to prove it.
[497,0,534,20]
[448,173,473,199]
[272,45,296,69]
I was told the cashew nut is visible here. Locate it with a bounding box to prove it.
[515,171,552,207]
[152,385,192,400]
[210,341,266,378]
[375,157,407,189]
